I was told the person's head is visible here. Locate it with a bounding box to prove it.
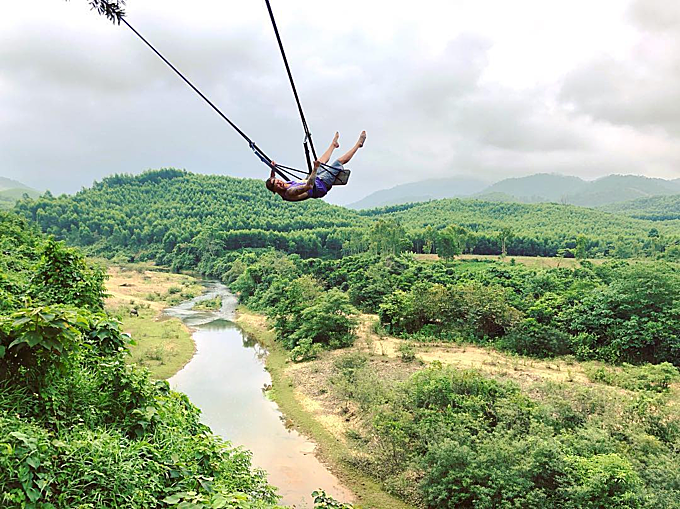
[265,177,286,194]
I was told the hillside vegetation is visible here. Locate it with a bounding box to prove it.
[362,198,680,258]
[14,169,680,263]
[10,166,680,508]
[0,211,280,507]
[601,195,680,221]
[228,248,680,508]
[15,169,366,263]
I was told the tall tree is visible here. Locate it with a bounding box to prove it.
[437,226,462,260]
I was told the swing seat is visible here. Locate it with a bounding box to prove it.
[332,168,351,186]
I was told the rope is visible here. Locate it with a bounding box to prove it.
[263,0,318,161]
[118,8,331,184]
[119,18,299,179]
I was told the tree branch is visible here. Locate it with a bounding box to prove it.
[66,0,126,24]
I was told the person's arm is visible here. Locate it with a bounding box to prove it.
[305,160,320,186]
[283,162,319,200]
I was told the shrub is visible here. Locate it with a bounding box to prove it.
[290,337,324,363]
[584,362,679,393]
[498,318,571,358]
[288,290,358,350]
[312,489,354,508]
[563,453,643,508]
[398,342,416,362]
[29,238,107,310]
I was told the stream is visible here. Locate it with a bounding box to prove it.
[165,282,352,508]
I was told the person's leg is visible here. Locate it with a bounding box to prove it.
[318,132,340,164]
[337,131,366,165]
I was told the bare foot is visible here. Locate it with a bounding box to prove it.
[333,131,340,148]
[357,130,367,148]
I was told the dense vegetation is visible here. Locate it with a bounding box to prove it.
[14,169,680,262]
[602,195,680,221]
[362,199,680,258]
[332,357,680,508]
[15,170,364,263]
[9,169,680,508]
[222,251,680,366]
[226,249,680,507]
[0,212,280,508]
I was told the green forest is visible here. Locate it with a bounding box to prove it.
[0,212,280,507]
[4,169,680,508]
[14,170,680,264]
[601,195,680,221]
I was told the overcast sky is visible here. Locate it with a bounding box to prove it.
[2,0,680,205]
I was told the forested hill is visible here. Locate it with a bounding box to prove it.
[15,168,680,263]
[361,198,680,250]
[475,174,587,203]
[15,169,366,262]
[601,195,680,221]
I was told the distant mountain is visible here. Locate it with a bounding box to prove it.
[475,173,680,207]
[348,177,489,209]
[570,175,680,207]
[475,174,587,203]
[0,177,35,192]
[0,177,40,209]
[601,195,680,221]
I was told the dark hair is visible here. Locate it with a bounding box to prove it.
[265,178,276,193]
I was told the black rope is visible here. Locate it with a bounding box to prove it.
[263,0,318,161]
[119,11,321,182]
[120,18,282,171]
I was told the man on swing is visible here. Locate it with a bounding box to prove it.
[266,131,366,201]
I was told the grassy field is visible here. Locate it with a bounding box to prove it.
[105,265,203,379]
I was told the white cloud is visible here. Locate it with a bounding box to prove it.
[1,0,679,205]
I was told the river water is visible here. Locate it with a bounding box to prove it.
[166,282,352,508]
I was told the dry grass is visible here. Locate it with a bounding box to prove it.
[237,310,597,456]
[105,266,202,311]
[414,253,607,268]
[235,307,680,508]
[105,265,199,379]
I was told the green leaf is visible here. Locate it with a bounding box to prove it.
[25,485,41,502]
[25,455,40,469]
[210,494,228,508]
[25,331,43,347]
[163,493,184,505]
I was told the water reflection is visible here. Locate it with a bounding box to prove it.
[167,282,352,508]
